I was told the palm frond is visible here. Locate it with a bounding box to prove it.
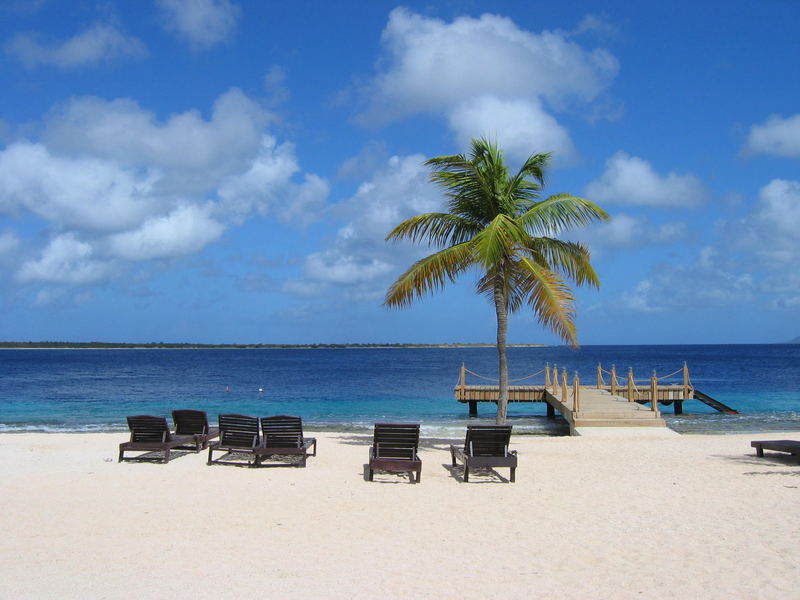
[520,238,600,288]
[383,242,477,308]
[471,214,527,268]
[514,256,577,346]
[385,213,482,247]
[519,193,610,237]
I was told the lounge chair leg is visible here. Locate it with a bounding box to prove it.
[368,468,374,481]
[463,464,469,483]
[451,449,456,467]
[118,448,124,463]
[207,447,214,465]
[416,467,421,483]
[163,449,170,464]
[510,467,515,483]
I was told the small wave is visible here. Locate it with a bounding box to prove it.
[0,423,126,433]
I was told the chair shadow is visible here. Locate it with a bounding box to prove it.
[443,463,510,484]
[206,450,259,468]
[120,449,194,464]
[362,463,417,484]
[712,452,800,476]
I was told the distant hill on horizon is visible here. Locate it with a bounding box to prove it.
[789,337,800,344]
[0,341,546,349]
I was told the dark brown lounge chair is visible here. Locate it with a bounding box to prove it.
[207,414,261,466]
[368,423,422,483]
[751,440,800,463]
[450,425,517,482]
[119,415,194,464]
[172,409,220,452]
[256,415,317,467]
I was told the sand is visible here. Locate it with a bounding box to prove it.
[1,430,799,599]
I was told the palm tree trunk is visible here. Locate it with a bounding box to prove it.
[493,282,509,425]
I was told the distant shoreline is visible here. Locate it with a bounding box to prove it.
[0,342,546,350]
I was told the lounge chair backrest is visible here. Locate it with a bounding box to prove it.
[373,423,420,459]
[127,415,171,443]
[260,415,303,448]
[172,409,209,435]
[464,425,512,457]
[218,414,260,449]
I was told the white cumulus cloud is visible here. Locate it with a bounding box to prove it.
[585,151,708,207]
[0,142,160,232]
[447,96,577,164]
[106,204,225,261]
[216,136,329,225]
[744,114,800,158]
[618,179,800,312]
[157,0,241,48]
[286,154,441,298]
[5,22,146,69]
[734,179,800,265]
[16,234,113,284]
[575,214,690,255]
[360,8,618,124]
[0,230,20,255]
[43,88,269,196]
[355,9,618,164]
[0,88,327,288]
[621,247,754,312]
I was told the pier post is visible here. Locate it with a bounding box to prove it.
[459,363,466,401]
[627,368,634,402]
[610,364,618,396]
[574,372,580,412]
[561,370,568,406]
[683,362,690,400]
[469,401,478,417]
[650,371,660,414]
[553,365,559,396]
[545,363,551,389]
[674,400,683,415]
[596,363,602,389]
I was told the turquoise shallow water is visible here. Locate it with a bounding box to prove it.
[0,345,798,434]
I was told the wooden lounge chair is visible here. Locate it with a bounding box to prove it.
[256,415,317,467]
[450,425,517,482]
[207,414,261,466]
[172,409,220,452]
[751,439,800,463]
[118,415,194,464]
[368,423,422,483]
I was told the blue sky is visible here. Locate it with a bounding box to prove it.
[0,0,798,345]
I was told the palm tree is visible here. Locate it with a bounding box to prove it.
[384,138,609,424]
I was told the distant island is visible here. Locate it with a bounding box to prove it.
[789,337,800,344]
[0,341,546,349]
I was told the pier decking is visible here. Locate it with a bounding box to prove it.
[455,363,736,435]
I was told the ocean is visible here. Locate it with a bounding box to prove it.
[1,345,798,435]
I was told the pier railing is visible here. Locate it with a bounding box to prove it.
[455,361,737,415]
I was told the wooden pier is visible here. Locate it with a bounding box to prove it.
[455,363,736,434]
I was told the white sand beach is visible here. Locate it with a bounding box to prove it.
[1,431,799,599]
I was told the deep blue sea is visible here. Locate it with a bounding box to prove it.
[1,345,798,435]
